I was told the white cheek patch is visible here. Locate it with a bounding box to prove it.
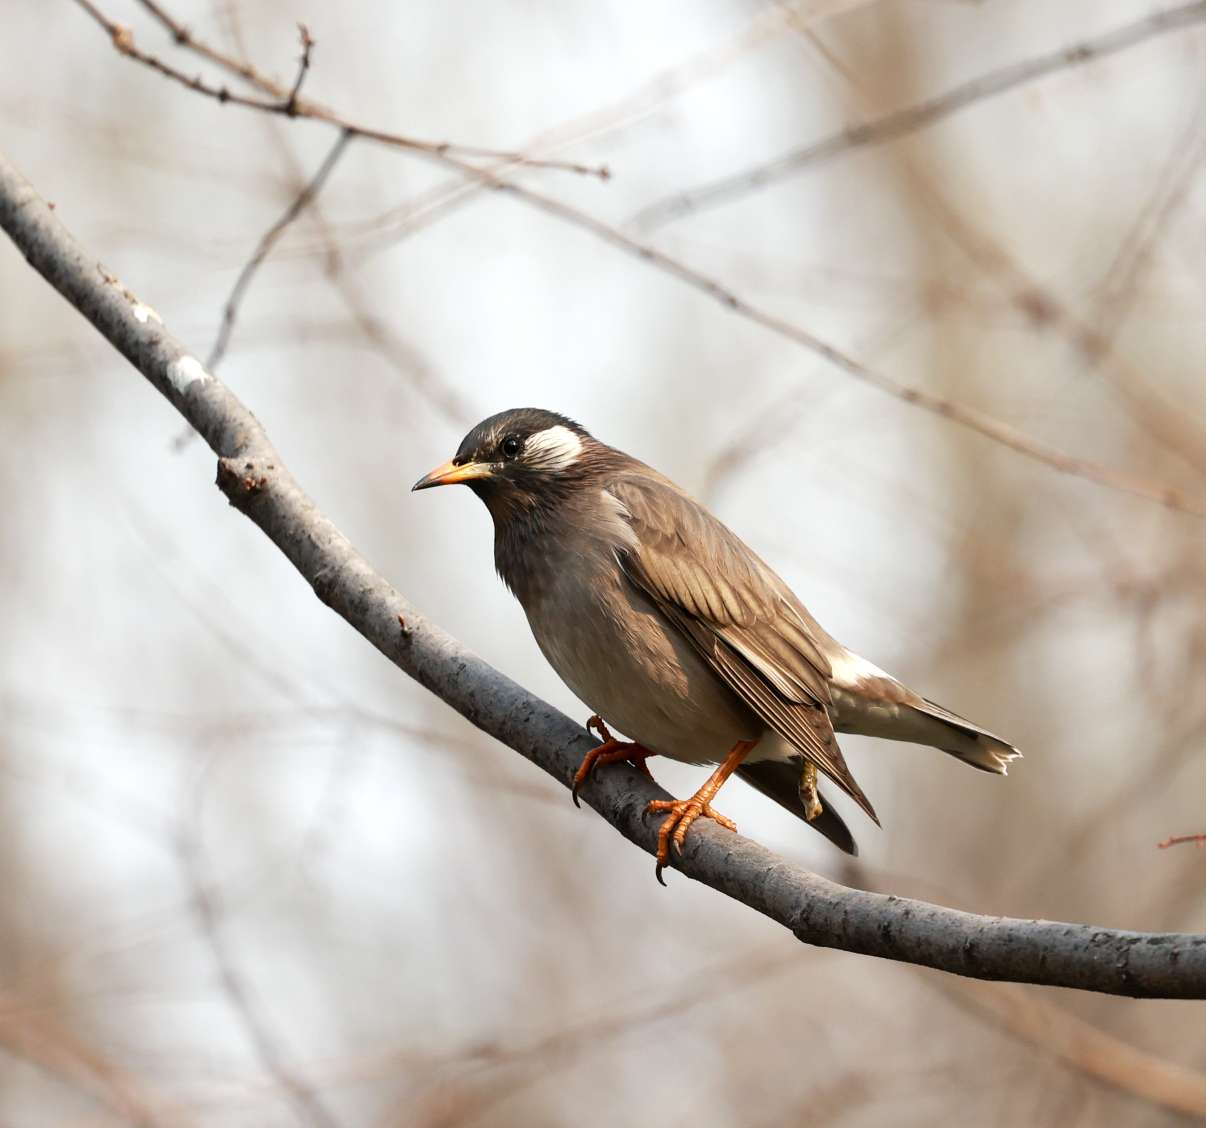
[525,425,583,470]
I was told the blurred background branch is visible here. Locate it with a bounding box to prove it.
[77,0,1206,520]
[631,1,1206,231]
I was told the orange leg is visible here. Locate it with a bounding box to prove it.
[647,739,756,885]
[571,715,656,807]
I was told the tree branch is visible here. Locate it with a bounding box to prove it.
[631,0,1206,231]
[205,129,351,374]
[3,148,1206,998]
[1159,834,1206,850]
[72,0,610,180]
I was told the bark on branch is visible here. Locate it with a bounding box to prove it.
[2,147,1204,999]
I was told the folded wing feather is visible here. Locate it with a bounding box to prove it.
[607,474,878,823]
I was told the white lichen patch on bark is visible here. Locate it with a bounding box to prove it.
[167,354,209,395]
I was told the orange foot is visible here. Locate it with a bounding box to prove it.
[647,738,757,885]
[571,715,655,807]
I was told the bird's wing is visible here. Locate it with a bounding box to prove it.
[608,473,877,822]
[735,761,858,855]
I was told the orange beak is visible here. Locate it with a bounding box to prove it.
[411,459,494,491]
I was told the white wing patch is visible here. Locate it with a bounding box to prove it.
[525,425,582,470]
[828,648,893,690]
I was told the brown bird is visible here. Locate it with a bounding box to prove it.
[414,408,1019,880]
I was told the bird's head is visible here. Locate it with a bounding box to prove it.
[412,408,602,518]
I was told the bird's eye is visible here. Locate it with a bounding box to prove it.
[500,435,521,460]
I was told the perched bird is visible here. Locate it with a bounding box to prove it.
[414,408,1019,880]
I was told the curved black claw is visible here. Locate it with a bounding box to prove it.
[655,861,669,887]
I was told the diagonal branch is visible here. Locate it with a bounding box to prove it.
[631,0,1206,231]
[486,183,1206,517]
[3,148,1206,999]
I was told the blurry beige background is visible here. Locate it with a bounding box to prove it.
[2,1,1205,1124]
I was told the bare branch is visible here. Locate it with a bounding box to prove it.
[206,129,351,374]
[696,11,1206,502]
[137,0,273,87]
[209,0,478,432]
[311,0,889,254]
[631,0,1206,231]
[75,0,1206,520]
[4,149,1206,999]
[1159,834,1206,850]
[487,183,1206,518]
[73,0,610,180]
[282,23,314,116]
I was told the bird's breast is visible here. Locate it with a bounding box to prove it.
[516,542,762,764]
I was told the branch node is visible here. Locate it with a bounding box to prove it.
[216,457,271,503]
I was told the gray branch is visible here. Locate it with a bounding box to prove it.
[2,146,1204,999]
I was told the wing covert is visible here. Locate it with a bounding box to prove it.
[607,474,877,821]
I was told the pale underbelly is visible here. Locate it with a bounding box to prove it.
[525,581,797,766]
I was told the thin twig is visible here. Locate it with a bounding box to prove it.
[206,129,351,374]
[706,9,1206,502]
[700,310,919,503]
[1158,834,1206,849]
[4,147,1206,997]
[732,0,1206,494]
[74,0,610,179]
[167,9,469,439]
[630,0,1206,230]
[310,0,888,255]
[74,0,1206,521]
[1077,108,1206,473]
[283,23,314,116]
[228,25,478,432]
[486,180,1206,518]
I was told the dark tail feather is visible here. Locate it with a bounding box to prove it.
[736,760,858,856]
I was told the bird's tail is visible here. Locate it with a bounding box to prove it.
[904,697,1021,774]
[736,760,858,855]
[830,667,1021,775]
